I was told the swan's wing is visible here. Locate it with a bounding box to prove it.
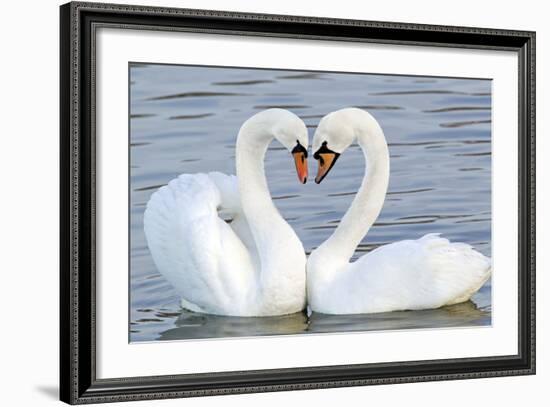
[414,233,491,305]
[336,234,491,313]
[143,173,256,315]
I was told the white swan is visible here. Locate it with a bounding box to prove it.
[144,109,309,316]
[307,108,491,315]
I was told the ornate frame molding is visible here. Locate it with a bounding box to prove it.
[60,2,535,404]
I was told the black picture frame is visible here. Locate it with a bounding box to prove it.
[60,1,536,404]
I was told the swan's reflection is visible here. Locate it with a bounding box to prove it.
[307,300,490,333]
[157,301,490,341]
[158,310,308,340]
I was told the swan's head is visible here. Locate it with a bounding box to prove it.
[271,110,309,184]
[251,109,309,184]
[312,108,375,184]
[312,109,357,183]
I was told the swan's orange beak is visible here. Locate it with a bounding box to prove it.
[292,151,308,184]
[291,141,308,184]
[314,144,340,184]
[314,153,339,184]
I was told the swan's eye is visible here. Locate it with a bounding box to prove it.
[313,141,334,161]
[291,141,308,158]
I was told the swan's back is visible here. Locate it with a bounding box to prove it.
[310,234,491,314]
[143,172,256,315]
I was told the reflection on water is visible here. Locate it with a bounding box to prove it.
[129,63,492,342]
[158,301,489,341]
[159,311,309,341]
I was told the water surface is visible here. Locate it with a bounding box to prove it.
[130,63,492,342]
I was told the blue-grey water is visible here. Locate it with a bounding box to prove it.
[130,63,491,342]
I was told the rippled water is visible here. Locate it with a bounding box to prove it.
[130,63,492,342]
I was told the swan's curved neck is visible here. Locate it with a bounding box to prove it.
[321,117,390,262]
[236,120,282,231]
[235,118,300,301]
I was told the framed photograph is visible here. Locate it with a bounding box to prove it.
[60,1,535,404]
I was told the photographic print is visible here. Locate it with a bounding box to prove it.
[61,5,535,402]
[129,63,492,342]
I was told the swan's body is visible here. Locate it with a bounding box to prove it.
[144,109,308,316]
[307,108,491,315]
